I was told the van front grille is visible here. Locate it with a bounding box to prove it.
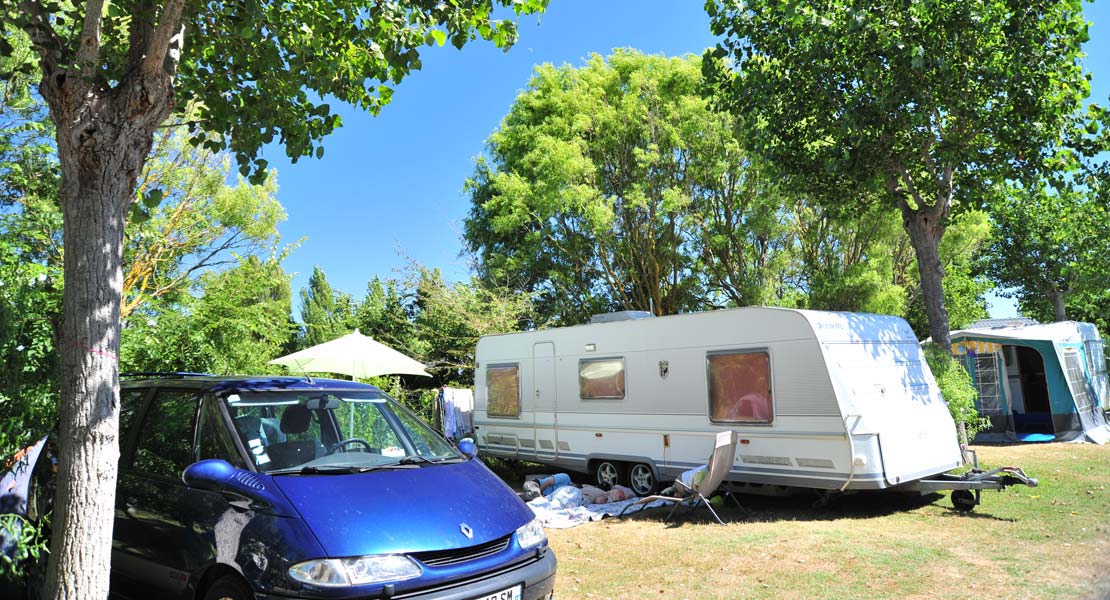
[409,534,512,567]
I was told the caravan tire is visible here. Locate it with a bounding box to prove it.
[628,463,656,496]
[594,461,622,489]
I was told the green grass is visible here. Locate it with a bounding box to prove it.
[524,443,1110,599]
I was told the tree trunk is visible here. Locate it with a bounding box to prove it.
[902,201,969,461]
[902,206,951,350]
[40,72,172,600]
[1047,289,1068,322]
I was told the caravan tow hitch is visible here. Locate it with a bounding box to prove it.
[900,462,1039,512]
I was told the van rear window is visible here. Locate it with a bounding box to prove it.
[487,365,521,417]
[708,351,773,424]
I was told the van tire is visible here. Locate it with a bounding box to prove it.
[628,463,656,496]
[203,575,253,600]
[594,460,622,489]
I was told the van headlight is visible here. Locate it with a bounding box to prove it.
[288,555,421,587]
[516,518,547,549]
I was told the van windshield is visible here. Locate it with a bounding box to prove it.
[225,390,462,473]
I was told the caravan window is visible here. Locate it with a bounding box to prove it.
[707,350,773,424]
[486,364,521,417]
[579,358,626,399]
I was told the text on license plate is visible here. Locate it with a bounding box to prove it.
[474,584,522,600]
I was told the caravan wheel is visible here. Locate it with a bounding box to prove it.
[594,461,622,489]
[951,490,977,512]
[629,463,656,496]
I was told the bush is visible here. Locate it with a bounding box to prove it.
[922,342,990,441]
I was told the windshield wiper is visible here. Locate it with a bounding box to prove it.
[271,464,420,475]
[397,455,466,466]
[270,465,361,475]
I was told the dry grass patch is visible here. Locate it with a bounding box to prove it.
[541,443,1110,599]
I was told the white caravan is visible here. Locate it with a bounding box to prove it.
[474,308,969,498]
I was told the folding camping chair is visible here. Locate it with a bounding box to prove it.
[618,430,743,525]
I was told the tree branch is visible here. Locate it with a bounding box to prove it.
[142,0,186,75]
[128,0,157,68]
[75,0,106,76]
[16,0,66,72]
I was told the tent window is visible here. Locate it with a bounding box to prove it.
[579,358,625,399]
[972,353,1003,416]
[486,364,521,418]
[1084,340,1109,409]
[1062,349,1094,413]
[708,350,773,424]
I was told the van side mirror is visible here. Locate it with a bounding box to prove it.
[182,459,290,513]
[458,438,478,459]
[182,458,237,490]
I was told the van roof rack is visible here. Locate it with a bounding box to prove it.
[120,371,215,379]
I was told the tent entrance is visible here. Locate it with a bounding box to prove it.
[1004,345,1054,436]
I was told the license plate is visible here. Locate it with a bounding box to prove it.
[473,584,522,600]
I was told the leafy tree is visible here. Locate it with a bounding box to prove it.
[922,342,989,460]
[0,31,61,462]
[299,266,358,348]
[903,210,992,335]
[2,0,545,591]
[409,265,533,386]
[123,118,287,319]
[793,199,907,315]
[705,0,1094,350]
[355,276,418,355]
[121,256,294,374]
[986,106,1110,323]
[465,49,793,323]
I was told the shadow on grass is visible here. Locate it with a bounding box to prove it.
[622,491,1019,526]
[483,457,1019,525]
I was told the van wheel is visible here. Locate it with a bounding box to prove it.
[951,490,977,512]
[594,461,622,489]
[203,575,253,600]
[628,463,656,496]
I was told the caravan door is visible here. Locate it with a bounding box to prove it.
[533,342,559,461]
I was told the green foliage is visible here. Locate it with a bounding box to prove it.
[121,256,295,375]
[986,105,1110,322]
[124,117,289,318]
[464,49,794,323]
[299,266,359,348]
[0,512,49,580]
[793,199,907,315]
[922,343,989,439]
[0,36,61,460]
[705,0,1095,345]
[1,0,548,183]
[293,262,533,403]
[355,276,419,356]
[903,210,992,335]
[409,265,534,386]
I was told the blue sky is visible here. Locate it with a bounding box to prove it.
[262,0,1110,320]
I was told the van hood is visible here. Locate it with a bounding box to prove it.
[270,459,534,558]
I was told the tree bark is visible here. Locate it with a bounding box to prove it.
[1047,288,1068,322]
[902,205,951,350]
[38,66,173,600]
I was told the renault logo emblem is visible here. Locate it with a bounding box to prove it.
[459,523,473,539]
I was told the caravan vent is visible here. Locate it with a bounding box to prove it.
[589,311,655,324]
[741,454,793,466]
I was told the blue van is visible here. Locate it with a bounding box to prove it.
[1,375,556,599]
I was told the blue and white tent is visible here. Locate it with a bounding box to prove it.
[951,320,1110,444]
